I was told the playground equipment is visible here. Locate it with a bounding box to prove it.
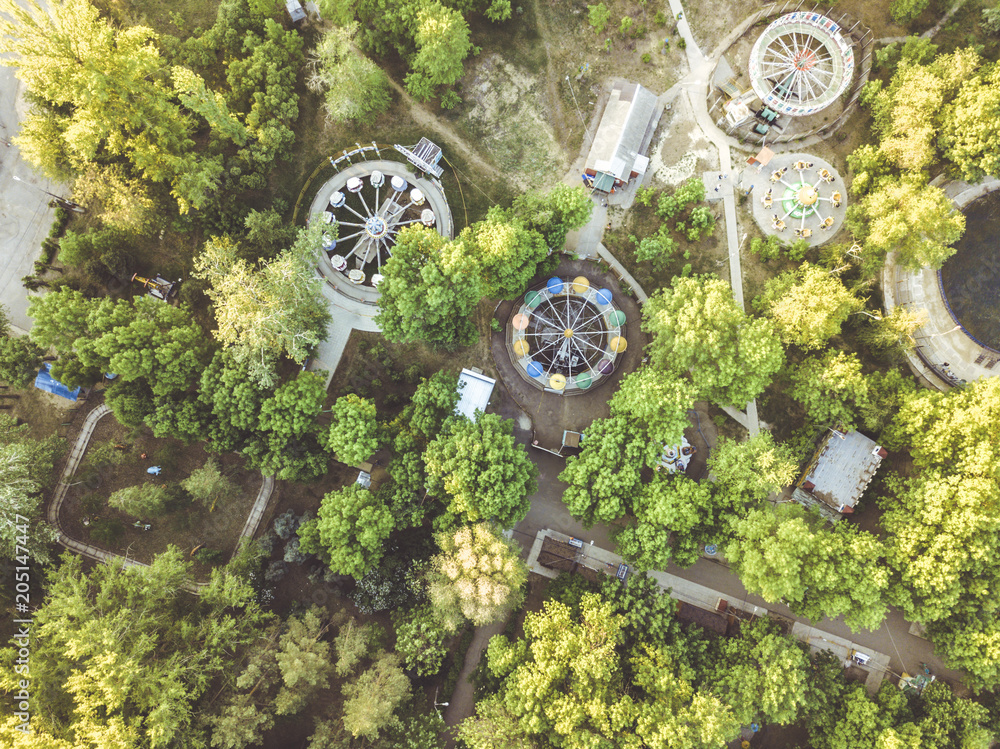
[749,12,855,117]
[130,273,180,301]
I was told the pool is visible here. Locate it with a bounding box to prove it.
[939,192,1000,352]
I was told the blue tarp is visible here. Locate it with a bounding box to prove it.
[34,363,81,401]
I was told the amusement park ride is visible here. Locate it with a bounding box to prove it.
[130,273,180,302]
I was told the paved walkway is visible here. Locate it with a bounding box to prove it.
[47,403,276,593]
[0,68,58,334]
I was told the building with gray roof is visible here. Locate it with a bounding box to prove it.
[584,81,660,193]
[793,429,886,520]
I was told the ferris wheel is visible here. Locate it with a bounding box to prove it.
[749,12,854,117]
[311,160,452,288]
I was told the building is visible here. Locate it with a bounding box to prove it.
[454,368,496,422]
[792,430,887,520]
[584,81,660,193]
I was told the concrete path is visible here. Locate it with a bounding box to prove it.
[668,0,761,435]
[308,280,381,386]
[0,67,59,334]
[441,619,506,731]
[47,403,275,593]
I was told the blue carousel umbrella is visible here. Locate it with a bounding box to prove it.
[546,277,564,294]
[526,360,544,378]
[595,288,613,306]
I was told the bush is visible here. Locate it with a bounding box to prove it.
[108,483,171,517]
[588,2,611,34]
[677,37,686,49]
[273,509,303,540]
[641,52,652,63]
[194,547,225,564]
[653,10,666,26]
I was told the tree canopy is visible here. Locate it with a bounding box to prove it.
[754,263,861,349]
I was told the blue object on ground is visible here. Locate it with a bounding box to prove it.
[34,363,81,401]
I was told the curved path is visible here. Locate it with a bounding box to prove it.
[47,404,276,593]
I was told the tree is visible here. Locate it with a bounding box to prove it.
[249,371,329,481]
[108,483,171,517]
[940,64,1000,182]
[307,24,391,126]
[297,485,395,578]
[375,226,483,348]
[891,0,930,22]
[614,474,721,569]
[588,2,611,33]
[856,176,965,271]
[754,263,861,349]
[105,379,155,428]
[341,652,411,741]
[274,607,335,715]
[458,694,538,749]
[559,415,661,527]
[0,440,58,563]
[727,506,890,630]
[391,604,450,676]
[404,1,471,102]
[182,460,238,511]
[0,0,220,212]
[487,593,626,747]
[642,275,784,407]
[462,207,549,299]
[0,307,43,386]
[326,394,378,466]
[425,522,527,629]
[708,432,799,506]
[511,184,593,252]
[707,619,812,726]
[5,548,271,747]
[789,350,870,429]
[609,367,697,445]
[401,370,460,443]
[424,413,537,528]
[198,349,268,453]
[858,306,927,358]
[194,225,331,389]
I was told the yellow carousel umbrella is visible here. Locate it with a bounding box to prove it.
[512,313,529,330]
[609,336,627,353]
[513,339,530,356]
[572,276,590,293]
[549,373,567,390]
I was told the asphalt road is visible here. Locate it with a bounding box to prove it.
[512,443,968,690]
[0,66,58,333]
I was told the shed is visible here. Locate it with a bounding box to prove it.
[538,536,578,572]
[584,81,660,193]
[747,146,775,171]
[794,430,886,516]
[285,0,306,23]
[454,368,496,422]
[34,363,81,401]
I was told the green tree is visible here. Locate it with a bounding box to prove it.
[0,0,221,212]
[249,371,329,481]
[391,604,450,676]
[940,64,1000,182]
[856,176,965,271]
[297,485,395,578]
[457,694,538,749]
[754,263,861,349]
[404,1,471,102]
[891,0,930,22]
[609,367,697,445]
[425,522,527,629]
[708,432,799,506]
[108,483,171,517]
[198,349,268,453]
[194,225,331,389]
[0,307,43,386]
[642,275,784,407]
[375,226,483,348]
[511,183,593,252]
[424,413,537,528]
[588,2,611,33]
[341,652,411,741]
[181,459,238,511]
[307,24,391,125]
[789,350,870,429]
[462,207,549,299]
[559,415,661,527]
[0,548,271,746]
[614,474,721,569]
[0,439,58,563]
[728,506,890,630]
[326,394,378,466]
[105,379,155,428]
[274,607,335,716]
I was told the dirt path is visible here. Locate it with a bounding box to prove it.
[385,78,502,181]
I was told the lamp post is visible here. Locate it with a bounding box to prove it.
[11,175,85,212]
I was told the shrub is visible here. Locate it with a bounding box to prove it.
[641,52,652,63]
[677,37,686,49]
[273,509,302,540]
[588,2,611,34]
[194,547,224,564]
[108,484,171,517]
